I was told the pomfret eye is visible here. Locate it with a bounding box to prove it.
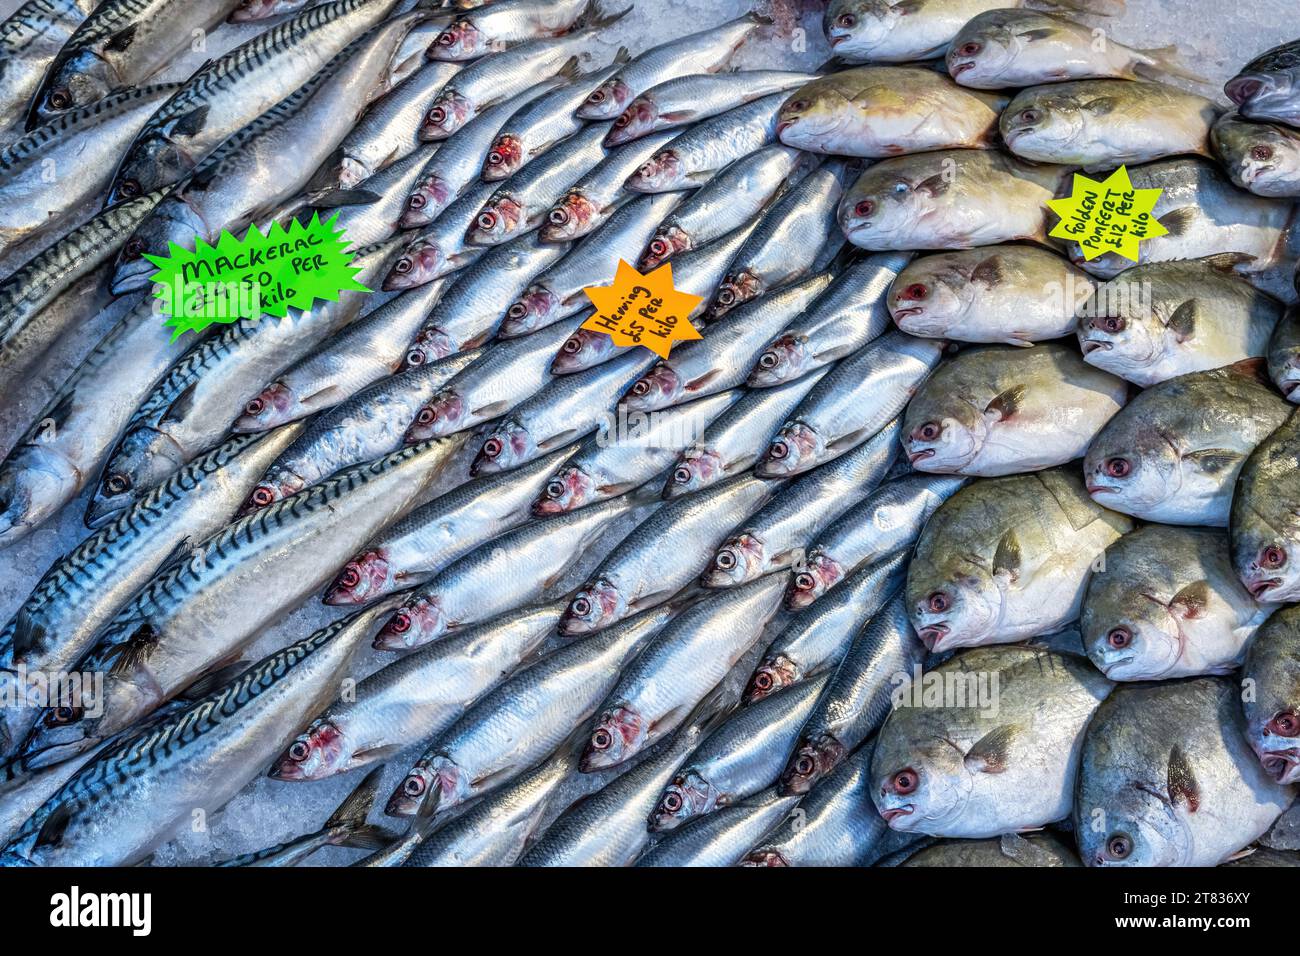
[892,769,918,794]
[927,591,949,613]
[1104,457,1130,479]
[1252,145,1275,161]
[1261,545,1288,570]
[917,422,941,441]
[1107,627,1131,649]
[959,42,982,56]
[1106,834,1133,859]
[1268,711,1300,737]
[854,199,875,217]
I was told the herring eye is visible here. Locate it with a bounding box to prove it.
[650,239,668,256]
[394,257,413,274]
[768,440,789,460]
[631,379,651,396]
[672,466,692,484]
[545,479,566,499]
[1262,545,1288,570]
[244,397,264,415]
[661,792,683,812]
[487,150,504,166]
[428,107,446,125]
[416,407,435,425]
[117,178,141,199]
[591,728,612,749]
[1252,145,1275,161]
[917,422,941,441]
[1269,711,1300,737]
[477,212,497,230]
[571,596,592,617]
[892,769,918,794]
[408,194,426,209]
[482,437,503,458]
[959,42,982,56]
[403,775,426,796]
[549,207,569,225]
[507,302,528,319]
[587,89,606,104]
[561,337,581,355]
[105,474,131,496]
[615,110,632,128]
[754,671,774,691]
[714,549,737,570]
[717,288,735,306]
[1104,457,1130,478]
[794,572,815,591]
[289,741,310,761]
[389,612,412,634]
[758,351,778,369]
[854,199,875,216]
[1107,627,1131,649]
[794,755,815,776]
[405,349,426,367]
[1106,834,1133,859]
[338,566,361,589]
[437,31,454,46]
[927,591,949,613]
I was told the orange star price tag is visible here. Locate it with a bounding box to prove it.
[580,260,703,359]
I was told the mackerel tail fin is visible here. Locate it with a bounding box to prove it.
[1132,44,1208,85]
[326,764,400,851]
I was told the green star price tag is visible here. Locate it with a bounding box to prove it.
[144,212,370,340]
[1046,166,1167,263]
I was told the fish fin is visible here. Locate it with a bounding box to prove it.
[103,22,138,53]
[537,428,583,452]
[1167,744,1200,812]
[155,535,196,576]
[969,255,1004,287]
[177,660,248,701]
[1165,300,1197,342]
[1198,251,1258,274]
[350,744,403,763]
[684,369,722,394]
[313,188,382,208]
[32,800,73,850]
[1224,356,1271,385]
[1015,28,1057,43]
[9,610,48,662]
[103,622,161,677]
[555,55,582,83]
[297,383,345,410]
[1131,45,1206,84]
[468,399,513,419]
[338,824,397,851]
[324,764,387,834]
[658,109,698,123]
[827,426,871,454]
[1083,97,1119,116]
[1183,447,1241,475]
[964,724,1019,774]
[587,5,633,31]
[915,173,951,198]
[162,382,199,425]
[170,105,211,139]
[992,530,1021,582]
[1168,580,1210,620]
[1223,846,1257,862]
[892,0,924,13]
[611,46,632,68]
[35,388,77,438]
[1157,207,1198,238]
[810,341,861,363]
[984,384,1026,421]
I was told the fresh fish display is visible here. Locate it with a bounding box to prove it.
[1082,526,1272,680]
[533,391,738,514]
[901,343,1128,476]
[638,145,806,270]
[1084,362,1290,526]
[888,246,1090,345]
[559,474,776,635]
[624,274,834,413]
[325,448,571,605]
[0,83,175,254]
[580,575,786,771]
[637,789,799,866]
[272,603,564,782]
[777,67,1006,158]
[839,149,1071,250]
[399,81,567,228]
[874,646,1114,838]
[742,741,902,867]
[650,676,827,831]
[1242,605,1300,784]
[704,420,900,588]
[757,331,946,477]
[624,94,786,193]
[373,493,636,650]
[787,474,964,610]
[20,437,463,768]
[0,0,97,138]
[481,55,626,181]
[500,192,680,336]
[465,124,609,246]
[907,468,1131,651]
[26,0,243,126]
[576,13,764,120]
[750,253,906,387]
[386,604,675,817]
[609,71,813,147]
[1077,256,1284,386]
[1212,112,1300,198]
[947,9,1197,88]
[429,0,602,61]
[1226,37,1300,127]
[1002,79,1218,170]
[665,370,826,498]
[778,592,923,794]
[107,0,405,203]
[750,551,908,703]
[1232,408,1300,602]
[1075,677,1293,866]
[0,425,302,758]
[539,129,678,242]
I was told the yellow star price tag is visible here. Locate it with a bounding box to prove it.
[580,260,704,359]
[1046,166,1167,263]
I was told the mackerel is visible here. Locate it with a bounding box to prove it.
[271,603,565,782]
[371,492,639,650]
[385,604,675,818]
[323,449,572,606]
[107,0,405,204]
[0,0,97,138]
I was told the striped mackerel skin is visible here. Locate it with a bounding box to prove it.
[2,602,392,867]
